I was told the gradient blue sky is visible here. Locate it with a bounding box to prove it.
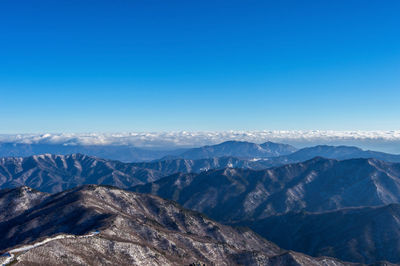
[1,0,399,133]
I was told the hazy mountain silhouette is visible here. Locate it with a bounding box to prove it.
[166,140,297,160]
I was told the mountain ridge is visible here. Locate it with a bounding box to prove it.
[0,184,354,266]
[132,157,400,221]
[157,140,298,160]
[0,153,164,193]
[282,145,400,162]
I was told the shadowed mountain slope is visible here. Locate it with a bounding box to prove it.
[238,204,400,264]
[132,158,400,264]
[0,186,48,221]
[133,157,400,222]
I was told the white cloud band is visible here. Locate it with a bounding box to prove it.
[1,131,400,149]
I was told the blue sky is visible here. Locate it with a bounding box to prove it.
[0,0,399,133]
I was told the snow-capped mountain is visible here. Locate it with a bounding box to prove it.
[0,154,164,193]
[0,185,350,266]
[0,186,48,221]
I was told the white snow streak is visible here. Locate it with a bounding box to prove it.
[1,231,99,265]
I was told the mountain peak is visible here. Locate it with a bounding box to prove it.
[178,140,297,160]
[217,140,254,145]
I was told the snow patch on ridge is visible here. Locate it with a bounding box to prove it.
[1,231,100,265]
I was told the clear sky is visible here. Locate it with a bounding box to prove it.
[0,0,399,133]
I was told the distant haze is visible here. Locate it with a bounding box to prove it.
[1,131,400,154]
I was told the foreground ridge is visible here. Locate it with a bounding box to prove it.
[1,231,99,265]
[0,185,353,266]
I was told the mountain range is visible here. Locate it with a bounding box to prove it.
[2,141,400,165]
[0,140,297,162]
[169,141,298,160]
[0,142,186,162]
[4,142,398,193]
[0,185,352,266]
[0,153,163,193]
[132,157,400,263]
[2,141,400,264]
[133,157,400,221]
[132,156,275,175]
[279,145,400,163]
[135,143,400,175]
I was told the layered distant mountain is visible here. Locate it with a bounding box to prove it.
[132,157,400,263]
[0,154,163,193]
[279,145,400,163]
[134,144,400,175]
[0,185,349,266]
[133,157,400,221]
[0,143,187,162]
[133,156,277,175]
[172,141,298,160]
[2,141,400,264]
[0,153,276,193]
[240,204,400,264]
[2,141,400,166]
[2,151,400,263]
[4,153,399,211]
[0,141,296,162]
[2,144,400,194]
